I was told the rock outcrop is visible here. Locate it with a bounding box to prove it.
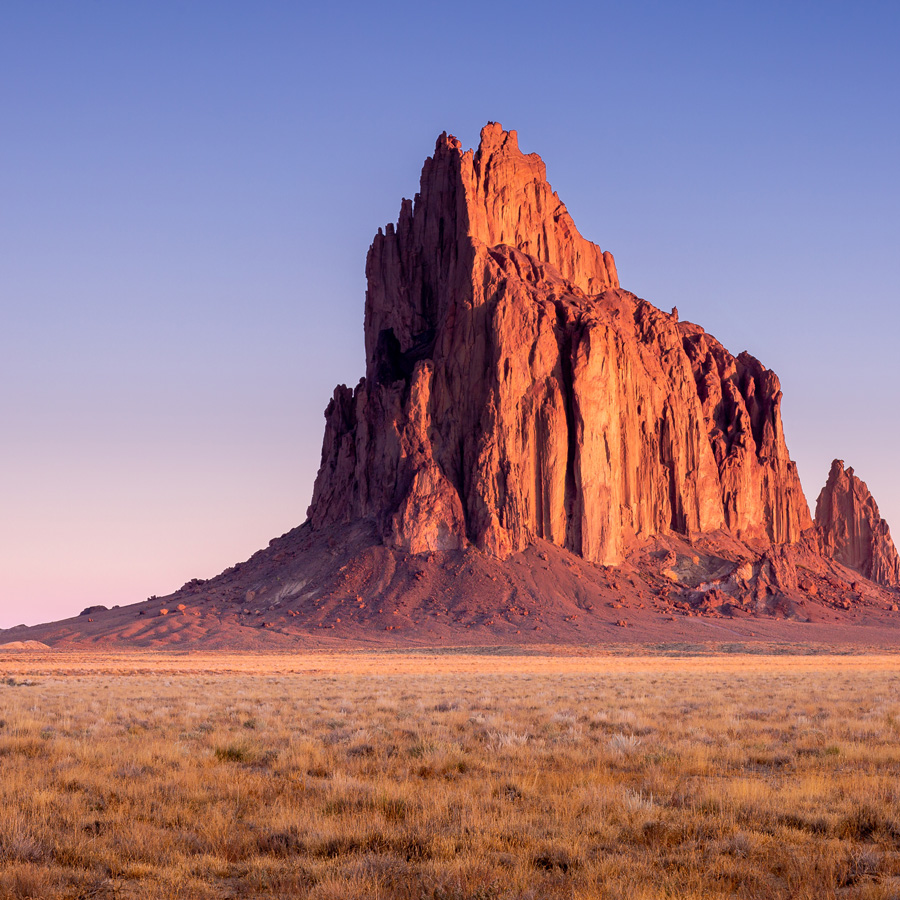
[816,460,900,586]
[9,125,900,651]
[680,325,811,544]
[308,123,813,566]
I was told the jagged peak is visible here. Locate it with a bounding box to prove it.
[363,124,620,378]
[816,459,900,587]
[399,123,620,296]
[478,121,518,152]
[433,130,462,155]
[433,122,524,161]
[314,125,814,566]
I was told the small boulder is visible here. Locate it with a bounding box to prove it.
[80,605,107,617]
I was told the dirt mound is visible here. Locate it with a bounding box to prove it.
[5,520,899,649]
[0,640,52,650]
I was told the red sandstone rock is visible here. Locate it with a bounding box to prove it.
[311,126,804,563]
[815,460,900,587]
[680,325,812,543]
[9,129,900,650]
[308,123,812,566]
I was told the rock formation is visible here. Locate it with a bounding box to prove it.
[816,460,900,586]
[7,124,900,649]
[308,123,812,566]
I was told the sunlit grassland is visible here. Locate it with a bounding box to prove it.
[1,652,899,899]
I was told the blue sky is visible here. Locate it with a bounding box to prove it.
[2,1,898,626]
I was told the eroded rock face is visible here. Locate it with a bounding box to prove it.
[680,324,812,544]
[816,460,900,586]
[308,123,812,565]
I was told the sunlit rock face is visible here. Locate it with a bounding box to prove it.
[308,123,812,565]
[816,460,900,587]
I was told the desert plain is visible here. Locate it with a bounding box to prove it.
[4,124,900,900]
[2,648,900,899]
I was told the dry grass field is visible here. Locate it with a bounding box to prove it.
[1,650,899,899]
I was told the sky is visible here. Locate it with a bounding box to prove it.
[1,1,898,627]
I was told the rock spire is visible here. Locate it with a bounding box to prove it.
[308,123,812,566]
[816,460,900,586]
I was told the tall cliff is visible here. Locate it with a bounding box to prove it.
[816,460,900,587]
[11,124,900,651]
[308,123,812,566]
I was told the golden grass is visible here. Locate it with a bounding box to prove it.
[1,651,899,898]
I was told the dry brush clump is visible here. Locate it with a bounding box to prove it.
[0,653,899,898]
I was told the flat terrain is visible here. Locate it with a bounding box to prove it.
[2,650,900,899]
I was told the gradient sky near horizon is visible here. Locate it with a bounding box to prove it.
[2,2,898,628]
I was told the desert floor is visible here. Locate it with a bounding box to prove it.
[1,648,899,899]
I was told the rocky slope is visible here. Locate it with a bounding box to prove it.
[4,517,898,650]
[816,460,900,587]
